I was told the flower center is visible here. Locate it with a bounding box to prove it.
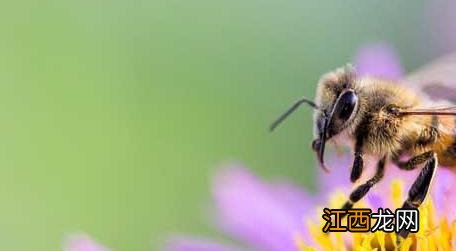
[295,180,456,251]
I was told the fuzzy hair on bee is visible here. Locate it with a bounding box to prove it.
[270,53,456,241]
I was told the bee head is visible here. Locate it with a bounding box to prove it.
[269,65,359,172]
[312,65,359,171]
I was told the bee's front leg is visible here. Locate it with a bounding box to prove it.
[350,139,364,183]
[342,155,386,211]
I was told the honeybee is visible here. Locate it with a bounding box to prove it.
[270,53,456,239]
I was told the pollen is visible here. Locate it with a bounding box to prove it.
[295,180,456,251]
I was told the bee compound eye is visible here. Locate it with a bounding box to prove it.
[336,91,357,121]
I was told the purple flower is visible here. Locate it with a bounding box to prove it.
[165,162,456,250]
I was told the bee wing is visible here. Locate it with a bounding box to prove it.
[404,53,456,103]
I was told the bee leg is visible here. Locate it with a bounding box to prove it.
[397,152,437,241]
[350,140,364,183]
[342,156,386,212]
[393,151,434,171]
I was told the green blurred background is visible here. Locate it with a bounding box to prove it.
[0,0,442,250]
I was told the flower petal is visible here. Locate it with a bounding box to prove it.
[353,43,404,79]
[212,166,311,251]
[164,237,243,251]
[268,182,315,222]
[431,168,456,221]
[64,234,110,251]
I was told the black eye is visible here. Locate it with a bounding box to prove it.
[335,90,357,121]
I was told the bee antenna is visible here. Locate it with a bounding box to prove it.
[269,98,319,132]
